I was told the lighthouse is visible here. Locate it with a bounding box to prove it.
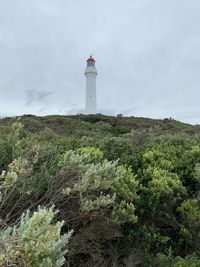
[84,55,97,114]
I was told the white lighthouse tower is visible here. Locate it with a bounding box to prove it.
[84,55,97,114]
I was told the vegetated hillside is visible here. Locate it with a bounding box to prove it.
[0,114,200,267]
[0,113,199,136]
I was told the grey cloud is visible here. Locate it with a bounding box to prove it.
[26,89,54,105]
[0,0,200,123]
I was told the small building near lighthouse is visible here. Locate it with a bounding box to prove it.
[84,56,97,114]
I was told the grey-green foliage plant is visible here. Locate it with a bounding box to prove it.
[0,206,73,267]
[4,122,63,198]
[61,146,139,224]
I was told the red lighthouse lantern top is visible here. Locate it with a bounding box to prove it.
[87,55,95,62]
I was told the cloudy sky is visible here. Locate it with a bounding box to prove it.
[0,0,200,124]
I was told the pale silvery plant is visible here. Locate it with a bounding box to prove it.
[0,206,73,267]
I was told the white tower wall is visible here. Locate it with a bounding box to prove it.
[85,73,97,114]
[84,56,97,114]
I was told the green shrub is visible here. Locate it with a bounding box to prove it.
[177,199,200,251]
[61,147,139,224]
[157,251,200,267]
[0,206,73,267]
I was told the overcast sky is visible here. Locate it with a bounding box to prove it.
[0,0,200,124]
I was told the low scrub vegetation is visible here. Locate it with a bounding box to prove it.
[0,115,200,266]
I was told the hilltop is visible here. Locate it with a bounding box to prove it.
[0,114,199,137]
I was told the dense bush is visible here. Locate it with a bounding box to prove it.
[60,147,138,224]
[0,206,73,267]
[0,115,200,266]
